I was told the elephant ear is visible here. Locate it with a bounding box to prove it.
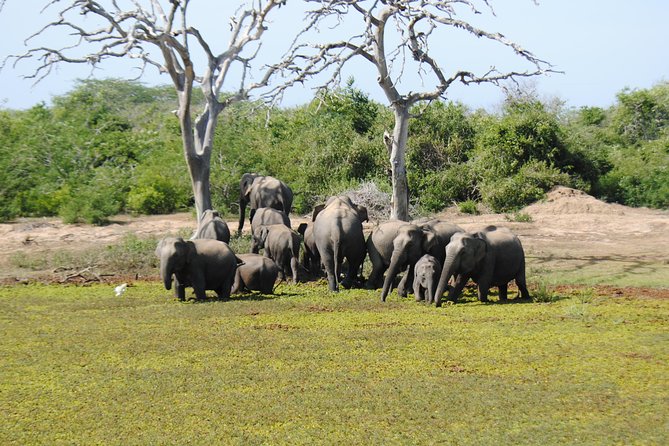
[155,238,167,258]
[259,226,270,245]
[240,173,258,199]
[421,228,438,253]
[312,204,325,222]
[355,205,369,223]
[468,234,487,265]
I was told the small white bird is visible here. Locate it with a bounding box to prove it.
[114,283,128,297]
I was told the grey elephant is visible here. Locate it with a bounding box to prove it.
[366,221,437,301]
[231,253,279,294]
[238,173,293,235]
[257,224,301,284]
[312,195,368,292]
[434,225,530,306]
[297,221,321,277]
[413,254,442,304]
[250,207,291,254]
[192,209,231,243]
[155,237,240,301]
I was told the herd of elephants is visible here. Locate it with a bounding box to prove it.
[154,173,531,306]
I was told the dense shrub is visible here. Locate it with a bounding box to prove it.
[1,78,667,222]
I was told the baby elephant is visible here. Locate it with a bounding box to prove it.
[232,253,279,294]
[257,224,301,284]
[413,254,442,304]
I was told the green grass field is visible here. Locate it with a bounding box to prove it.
[1,282,667,445]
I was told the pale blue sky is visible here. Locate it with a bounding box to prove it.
[1,0,667,111]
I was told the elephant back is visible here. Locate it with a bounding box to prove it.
[478,226,526,281]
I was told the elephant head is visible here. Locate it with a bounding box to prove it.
[435,232,487,301]
[238,173,260,233]
[156,237,192,291]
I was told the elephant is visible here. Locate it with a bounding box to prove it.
[250,207,291,254]
[434,225,530,306]
[366,221,437,301]
[192,209,231,243]
[413,254,442,304]
[297,221,322,277]
[231,253,279,294]
[238,173,293,235]
[256,224,301,284]
[312,195,368,292]
[155,237,240,301]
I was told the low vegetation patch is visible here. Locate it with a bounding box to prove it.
[1,283,667,445]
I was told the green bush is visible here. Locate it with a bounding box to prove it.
[458,200,479,215]
[480,160,570,212]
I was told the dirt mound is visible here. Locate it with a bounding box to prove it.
[523,186,628,216]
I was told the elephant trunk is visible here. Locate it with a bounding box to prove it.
[381,252,403,302]
[435,252,457,306]
[161,257,174,291]
[238,198,247,234]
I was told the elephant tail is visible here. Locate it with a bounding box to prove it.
[333,234,341,286]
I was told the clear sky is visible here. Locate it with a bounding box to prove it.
[1,0,667,111]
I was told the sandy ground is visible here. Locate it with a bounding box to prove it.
[1,187,668,294]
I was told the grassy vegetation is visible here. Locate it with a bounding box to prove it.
[1,282,667,445]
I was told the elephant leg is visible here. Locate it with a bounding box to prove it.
[365,265,385,289]
[342,256,362,289]
[426,283,434,305]
[477,280,491,303]
[516,272,531,300]
[321,250,338,292]
[231,271,243,295]
[498,283,508,301]
[413,281,423,302]
[174,277,186,301]
[290,256,299,284]
[192,285,207,301]
[448,275,469,303]
[218,276,233,300]
[397,265,414,298]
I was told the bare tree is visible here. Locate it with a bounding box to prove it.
[282,0,555,221]
[5,0,290,220]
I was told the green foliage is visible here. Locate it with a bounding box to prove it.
[1,78,668,222]
[458,199,479,215]
[1,284,667,445]
[612,83,669,143]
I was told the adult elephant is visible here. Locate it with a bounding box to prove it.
[192,209,231,243]
[155,237,240,301]
[366,221,437,301]
[238,173,293,235]
[312,195,368,292]
[250,207,291,253]
[434,225,530,306]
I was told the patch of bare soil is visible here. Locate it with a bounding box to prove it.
[1,186,668,295]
